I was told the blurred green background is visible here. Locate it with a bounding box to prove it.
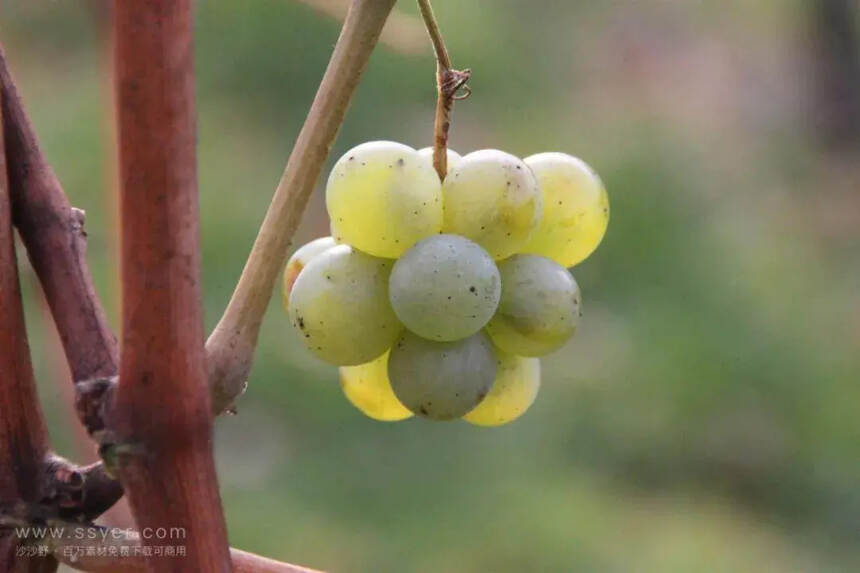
[3,0,859,571]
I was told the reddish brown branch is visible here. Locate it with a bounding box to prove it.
[0,84,57,573]
[109,1,231,571]
[0,45,119,424]
[0,44,129,526]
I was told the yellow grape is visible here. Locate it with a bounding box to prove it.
[442,150,542,260]
[521,152,609,267]
[289,245,401,366]
[340,351,413,422]
[327,141,443,258]
[282,236,337,309]
[463,349,540,427]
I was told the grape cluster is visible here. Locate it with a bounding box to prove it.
[284,141,609,426]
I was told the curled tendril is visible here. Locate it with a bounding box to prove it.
[441,68,472,101]
[453,84,472,101]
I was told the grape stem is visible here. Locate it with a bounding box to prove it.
[417,0,471,180]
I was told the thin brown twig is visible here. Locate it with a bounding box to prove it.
[416,0,470,180]
[206,0,398,415]
[416,0,450,68]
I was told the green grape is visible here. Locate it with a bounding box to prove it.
[463,349,540,427]
[326,141,443,258]
[289,245,401,366]
[389,235,500,341]
[388,330,497,420]
[486,254,581,356]
[282,236,337,308]
[521,152,609,267]
[442,149,542,260]
[339,351,413,422]
[417,146,462,174]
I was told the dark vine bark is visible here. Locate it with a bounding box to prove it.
[0,45,120,427]
[0,87,58,573]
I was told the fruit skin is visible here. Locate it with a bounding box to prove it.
[326,141,443,258]
[388,330,497,420]
[389,234,501,342]
[288,245,401,366]
[486,254,581,357]
[463,349,540,427]
[521,152,609,267]
[441,149,542,260]
[417,147,462,175]
[340,351,413,421]
[282,236,338,308]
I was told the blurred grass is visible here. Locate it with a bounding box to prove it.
[3,1,859,571]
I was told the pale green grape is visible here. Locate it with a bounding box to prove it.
[282,236,337,308]
[442,149,542,260]
[326,141,443,258]
[389,235,500,341]
[521,152,609,267]
[289,245,401,366]
[340,351,413,421]
[417,147,462,174]
[463,349,540,427]
[388,330,496,420]
[486,254,581,356]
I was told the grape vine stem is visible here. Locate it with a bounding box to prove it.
[417,0,471,180]
[206,0,397,414]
